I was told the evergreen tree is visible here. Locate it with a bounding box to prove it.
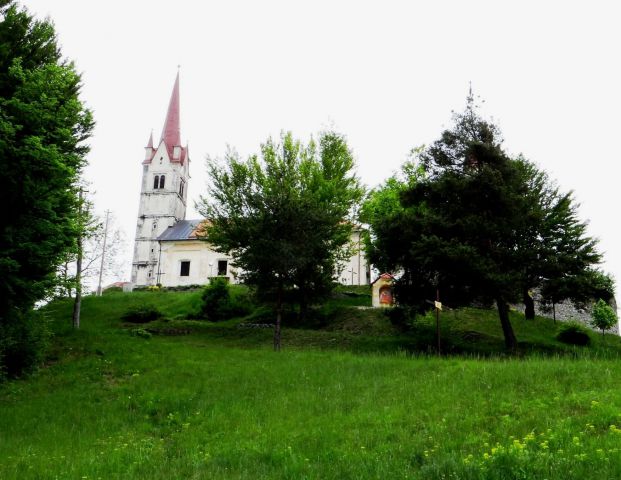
[0,2,93,376]
[372,93,602,350]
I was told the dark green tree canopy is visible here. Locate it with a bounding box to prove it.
[0,2,93,375]
[364,93,603,349]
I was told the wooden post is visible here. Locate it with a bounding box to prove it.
[436,288,441,356]
[274,277,282,352]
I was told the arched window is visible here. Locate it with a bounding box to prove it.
[159,175,165,189]
[153,175,159,189]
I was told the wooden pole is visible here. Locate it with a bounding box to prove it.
[436,288,441,356]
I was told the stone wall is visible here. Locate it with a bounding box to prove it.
[513,291,619,335]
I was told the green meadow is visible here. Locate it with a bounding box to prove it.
[2,290,621,479]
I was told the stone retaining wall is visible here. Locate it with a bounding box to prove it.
[512,292,619,335]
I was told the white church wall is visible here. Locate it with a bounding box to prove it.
[154,230,370,288]
[158,241,237,287]
[132,142,189,286]
[337,230,370,286]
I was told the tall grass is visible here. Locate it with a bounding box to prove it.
[1,291,621,479]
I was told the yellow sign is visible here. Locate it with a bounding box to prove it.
[435,301,442,310]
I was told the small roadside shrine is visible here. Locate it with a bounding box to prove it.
[371,273,395,307]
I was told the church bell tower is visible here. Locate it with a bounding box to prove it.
[131,72,190,286]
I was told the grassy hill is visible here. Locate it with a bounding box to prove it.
[2,289,621,479]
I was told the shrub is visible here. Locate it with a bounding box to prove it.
[384,306,414,330]
[200,279,252,321]
[0,310,50,379]
[102,286,123,294]
[556,321,591,346]
[121,304,162,323]
[130,328,152,339]
[591,299,617,337]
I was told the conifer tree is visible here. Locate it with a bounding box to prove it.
[371,93,602,350]
[0,2,93,376]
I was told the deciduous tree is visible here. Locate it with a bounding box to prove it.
[591,298,617,338]
[199,131,363,350]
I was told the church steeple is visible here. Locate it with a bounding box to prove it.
[142,72,187,165]
[132,71,190,287]
[160,72,183,159]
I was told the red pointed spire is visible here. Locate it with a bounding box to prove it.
[160,72,181,149]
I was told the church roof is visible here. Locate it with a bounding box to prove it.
[371,273,395,285]
[161,71,181,150]
[144,71,188,165]
[157,219,205,241]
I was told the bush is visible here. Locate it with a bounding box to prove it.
[121,304,162,324]
[0,310,50,379]
[102,286,123,294]
[556,321,591,346]
[130,328,152,339]
[200,279,252,321]
[591,299,617,337]
[384,306,414,330]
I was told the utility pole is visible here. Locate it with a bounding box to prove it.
[96,209,110,296]
[72,188,84,329]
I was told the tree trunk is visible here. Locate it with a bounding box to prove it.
[72,189,83,329]
[299,288,308,324]
[523,289,535,320]
[62,261,70,297]
[273,280,282,351]
[552,302,556,324]
[496,298,517,350]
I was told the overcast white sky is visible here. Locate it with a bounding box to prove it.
[21,0,621,292]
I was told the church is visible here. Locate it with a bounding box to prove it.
[131,74,370,288]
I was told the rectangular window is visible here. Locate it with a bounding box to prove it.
[217,260,227,276]
[180,261,190,277]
